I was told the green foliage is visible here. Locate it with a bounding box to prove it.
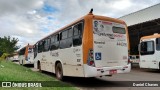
[0,61,76,90]
[0,53,9,61]
[0,51,3,57]
[0,36,19,54]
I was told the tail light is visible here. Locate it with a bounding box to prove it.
[87,49,95,67]
[128,57,130,64]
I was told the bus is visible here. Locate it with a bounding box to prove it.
[33,10,131,80]
[139,33,160,69]
[10,53,19,62]
[129,55,140,68]
[18,44,34,65]
[129,55,139,64]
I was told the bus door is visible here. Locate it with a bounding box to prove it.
[140,40,156,68]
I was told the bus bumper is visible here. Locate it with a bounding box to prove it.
[84,63,131,77]
[25,60,34,65]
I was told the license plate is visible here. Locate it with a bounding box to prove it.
[109,70,117,74]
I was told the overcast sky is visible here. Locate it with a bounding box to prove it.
[0,0,160,48]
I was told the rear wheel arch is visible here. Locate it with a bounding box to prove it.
[37,60,41,70]
[55,61,61,68]
[159,62,160,69]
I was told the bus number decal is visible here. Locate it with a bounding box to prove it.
[76,54,81,57]
[73,48,80,53]
[50,52,59,57]
[77,59,81,62]
[117,42,127,47]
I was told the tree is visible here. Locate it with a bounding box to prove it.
[0,36,19,54]
[0,51,3,57]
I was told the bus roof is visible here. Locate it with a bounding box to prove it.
[141,34,160,40]
[18,45,33,52]
[36,13,126,43]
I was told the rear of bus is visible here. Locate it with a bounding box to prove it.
[83,15,131,77]
[19,45,34,65]
[26,46,34,64]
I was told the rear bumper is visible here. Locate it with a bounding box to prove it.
[24,60,34,65]
[84,63,131,77]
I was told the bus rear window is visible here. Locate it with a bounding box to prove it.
[112,26,126,34]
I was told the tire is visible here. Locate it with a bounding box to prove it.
[55,63,63,80]
[159,63,160,70]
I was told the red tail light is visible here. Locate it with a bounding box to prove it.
[87,49,95,67]
[128,57,130,64]
[89,61,94,65]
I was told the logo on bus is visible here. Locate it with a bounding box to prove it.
[50,52,59,57]
[95,52,101,60]
[93,21,104,35]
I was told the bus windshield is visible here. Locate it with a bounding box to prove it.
[28,48,33,53]
[140,41,154,55]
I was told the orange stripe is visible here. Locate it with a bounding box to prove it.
[24,44,29,60]
[83,14,94,64]
[141,34,160,40]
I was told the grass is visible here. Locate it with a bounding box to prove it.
[0,60,77,90]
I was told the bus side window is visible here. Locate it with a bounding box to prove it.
[50,35,55,50]
[38,41,43,53]
[73,22,83,46]
[34,43,38,58]
[67,28,73,47]
[59,28,73,49]
[156,38,160,50]
[28,48,32,53]
[50,34,59,50]
[44,38,50,52]
[19,48,25,55]
[60,30,68,49]
[68,28,73,37]
[42,40,45,51]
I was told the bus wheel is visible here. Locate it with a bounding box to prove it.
[55,63,63,80]
[22,60,24,65]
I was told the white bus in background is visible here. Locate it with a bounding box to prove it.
[139,33,160,69]
[33,10,131,80]
[18,44,34,65]
[11,53,19,62]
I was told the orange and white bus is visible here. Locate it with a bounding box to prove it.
[33,11,131,80]
[18,44,34,65]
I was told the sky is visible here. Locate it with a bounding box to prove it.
[0,0,160,48]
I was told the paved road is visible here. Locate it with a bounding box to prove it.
[62,67,160,90]
[15,62,160,90]
[60,64,160,90]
